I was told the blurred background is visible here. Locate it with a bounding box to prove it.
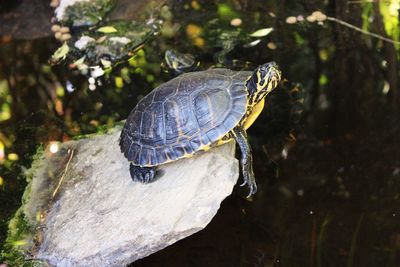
[0,0,399,266]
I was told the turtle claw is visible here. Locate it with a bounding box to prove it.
[129,164,157,183]
[143,169,156,183]
[240,172,257,197]
[246,180,257,198]
[144,173,150,183]
[246,191,253,198]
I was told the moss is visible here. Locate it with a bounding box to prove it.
[56,0,160,70]
[63,0,116,27]
[72,121,123,140]
[24,145,44,184]
[0,125,124,264]
[0,146,47,265]
[72,20,156,66]
[1,208,35,265]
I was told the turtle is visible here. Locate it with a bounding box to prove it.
[161,49,199,75]
[119,62,281,197]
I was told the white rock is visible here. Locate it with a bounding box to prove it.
[31,127,238,266]
[108,37,131,45]
[90,66,104,78]
[55,0,91,21]
[74,36,95,50]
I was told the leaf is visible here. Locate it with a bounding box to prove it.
[250,28,273,37]
[73,56,86,66]
[74,56,88,71]
[243,39,261,48]
[97,26,118,33]
[51,42,70,62]
[100,58,112,68]
[96,36,107,43]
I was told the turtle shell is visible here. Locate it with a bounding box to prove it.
[119,68,251,166]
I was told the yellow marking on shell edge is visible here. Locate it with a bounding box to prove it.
[216,136,233,146]
[244,98,265,130]
[200,143,212,151]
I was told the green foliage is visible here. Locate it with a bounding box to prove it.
[379,0,399,43]
[0,80,11,121]
[1,208,33,265]
[319,74,328,86]
[217,3,240,20]
[70,20,155,67]
[361,1,373,32]
[362,0,399,53]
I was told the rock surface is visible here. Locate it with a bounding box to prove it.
[29,126,238,266]
[0,0,53,39]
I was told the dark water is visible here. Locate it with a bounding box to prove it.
[1,0,400,266]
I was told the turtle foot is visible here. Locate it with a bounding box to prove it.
[241,173,257,198]
[246,180,257,198]
[129,164,157,184]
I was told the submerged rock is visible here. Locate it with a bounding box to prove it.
[50,0,160,76]
[3,126,239,266]
[71,20,157,66]
[0,0,53,39]
[55,0,115,27]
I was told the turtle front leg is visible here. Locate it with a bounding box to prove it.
[231,126,257,197]
[129,164,157,183]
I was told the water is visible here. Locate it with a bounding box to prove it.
[1,0,400,266]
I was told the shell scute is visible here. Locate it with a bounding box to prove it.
[140,102,165,146]
[138,147,154,166]
[189,135,202,151]
[126,142,140,161]
[153,81,178,102]
[172,144,186,158]
[120,69,249,166]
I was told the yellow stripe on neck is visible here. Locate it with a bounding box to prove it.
[244,98,265,130]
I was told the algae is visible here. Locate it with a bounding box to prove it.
[51,0,161,77]
[71,121,123,140]
[0,144,75,266]
[1,147,44,265]
[61,0,116,27]
[73,20,157,66]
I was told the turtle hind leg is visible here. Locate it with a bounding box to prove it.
[129,164,157,184]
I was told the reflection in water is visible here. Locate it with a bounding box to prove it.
[0,0,399,266]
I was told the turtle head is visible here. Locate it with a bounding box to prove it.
[162,49,198,75]
[246,62,281,105]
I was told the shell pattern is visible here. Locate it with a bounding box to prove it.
[120,69,252,166]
